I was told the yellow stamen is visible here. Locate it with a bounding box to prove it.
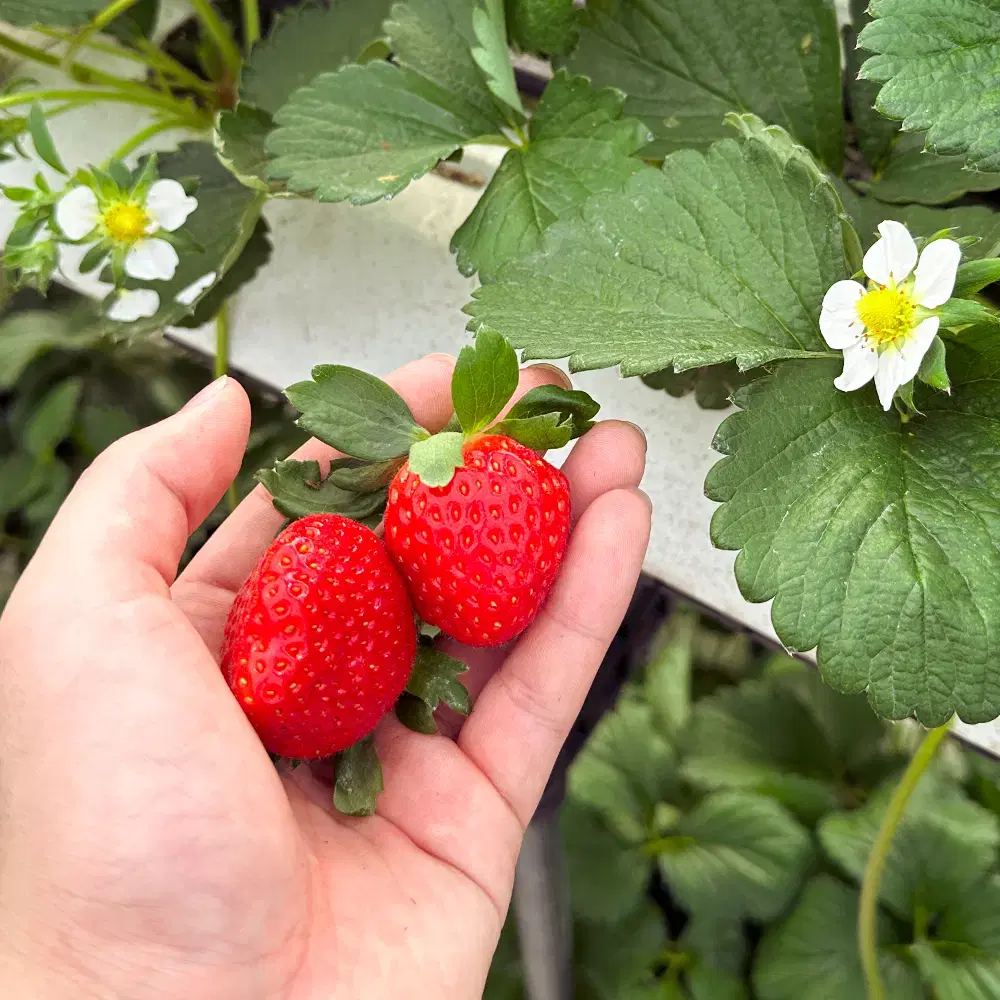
[102,201,149,243]
[855,285,915,346]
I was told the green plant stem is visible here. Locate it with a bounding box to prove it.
[858,721,951,1000]
[110,117,203,161]
[189,0,243,81]
[65,0,142,66]
[0,87,197,118]
[241,0,262,51]
[215,303,238,513]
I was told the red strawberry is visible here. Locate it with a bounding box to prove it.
[221,513,417,759]
[384,434,571,647]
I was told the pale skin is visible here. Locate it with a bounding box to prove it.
[0,353,651,1000]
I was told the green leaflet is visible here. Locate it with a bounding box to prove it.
[334,736,383,817]
[471,0,524,120]
[466,130,843,376]
[0,308,103,391]
[568,0,844,170]
[452,71,649,281]
[753,876,923,1000]
[452,327,519,433]
[859,0,1000,171]
[0,0,103,26]
[642,363,752,411]
[21,377,82,457]
[706,350,1000,725]
[216,105,276,194]
[506,0,577,55]
[911,940,1000,1000]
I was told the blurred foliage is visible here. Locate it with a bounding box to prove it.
[488,607,1000,999]
[0,282,306,609]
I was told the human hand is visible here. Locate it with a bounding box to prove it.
[0,354,650,1000]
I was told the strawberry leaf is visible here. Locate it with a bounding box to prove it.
[0,0,104,26]
[27,105,66,175]
[334,736,383,817]
[471,0,524,121]
[407,432,465,487]
[256,459,387,524]
[285,365,429,461]
[490,412,573,451]
[500,384,599,437]
[400,646,471,734]
[452,328,520,433]
[506,0,577,55]
[953,259,1000,300]
[326,457,405,492]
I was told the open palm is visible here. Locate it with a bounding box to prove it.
[0,354,649,1000]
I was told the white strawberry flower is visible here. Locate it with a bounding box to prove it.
[175,270,218,306]
[820,220,961,410]
[55,178,197,283]
[107,287,160,323]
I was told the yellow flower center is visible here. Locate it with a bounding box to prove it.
[855,285,915,346]
[102,201,149,243]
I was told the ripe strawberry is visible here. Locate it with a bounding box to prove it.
[221,513,417,759]
[384,434,571,647]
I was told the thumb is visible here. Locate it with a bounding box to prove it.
[14,374,251,607]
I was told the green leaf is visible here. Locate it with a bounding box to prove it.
[471,0,523,120]
[255,459,388,523]
[27,105,66,175]
[0,307,102,390]
[567,687,678,845]
[103,0,159,44]
[407,431,465,487]
[21,377,82,456]
[860,133,1000,205]
[753,875,923,1000]
[818,776,999,919]
[405,646,471,718]
[568,0,844,169]
[655,791,812,922]
[176,218,272,328]
[466,130,843,376]
[267,61,499,204]
[240,0,394,115]
[641,363,752,411]
[687,967,748,1000]
[706,349,1000,725]
[109,143,264,337]
[452,71,648,281]
[452,328,519,433]
[285,365,428,461]
[845,0,900,173]
[326,456,404,492]
[334,736,383,817]
[953,259,1000,299]
[911,940,1000,1000]
[215,105,275,194]
[0,0,103,27]
[918,336,950,392]
[937,874,1000,953]
[859,0,1000,171]
[575,898,665,996]
[643,608,697,743]
[489,412,573,451]
[561,799,650,925]
[680,914,747,978]
[499,383,600,437]
[506,0,577,55]
[395,693,438,734]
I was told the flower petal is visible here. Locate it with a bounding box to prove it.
[145,179,198,232]
[107,288,160,322]
[820,279,866,348]
[874,347,909,411]
[55,185,100,240]
[863,220,918,287]
[896,315,941,382]
[834,342,878,393]
[912,238,961,308]
[125,238,179,281]
[175,270,218,306]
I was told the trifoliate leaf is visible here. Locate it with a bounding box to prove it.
[859,0,1000,171]
[817,777,999,919]
[21,377,82,457]
[471,0,524,120]
[240,0,394,114]
[860,133,1000,205]
[267,62,499,204]
[845,0,899,173]
[706,349,1000,725]
[285,365,428,461]
[466,131,843,376]
[176,217,272,328]
[561,799,649,925]
[654,791,812,922]
[334,736,383,817]
[568,0,844,169]
[451,71,648,281]
[256,459,388,524]
[753,875,922,1000]
[498,383,599,437]
[108,143,264,337]
[953,259,1000,299]
[918,336,950,393]
[642,363,752,411]
[0,0,102,26]
[506,0,577,55]
[911,940,1000,1000]
[407,431,466,487]
[216,105,275,194]
[452,328,519,433]
[405,646,471,718]
[27,105,66,175]
[567,687,678,845]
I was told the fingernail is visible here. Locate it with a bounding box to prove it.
[633,487,652,510]
[182,375,229,412]
[527,363,572,389]
[623,420,648,449]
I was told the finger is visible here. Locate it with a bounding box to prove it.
[456,487,652,826]
[434,419,648,735]
[173,360,572,652]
